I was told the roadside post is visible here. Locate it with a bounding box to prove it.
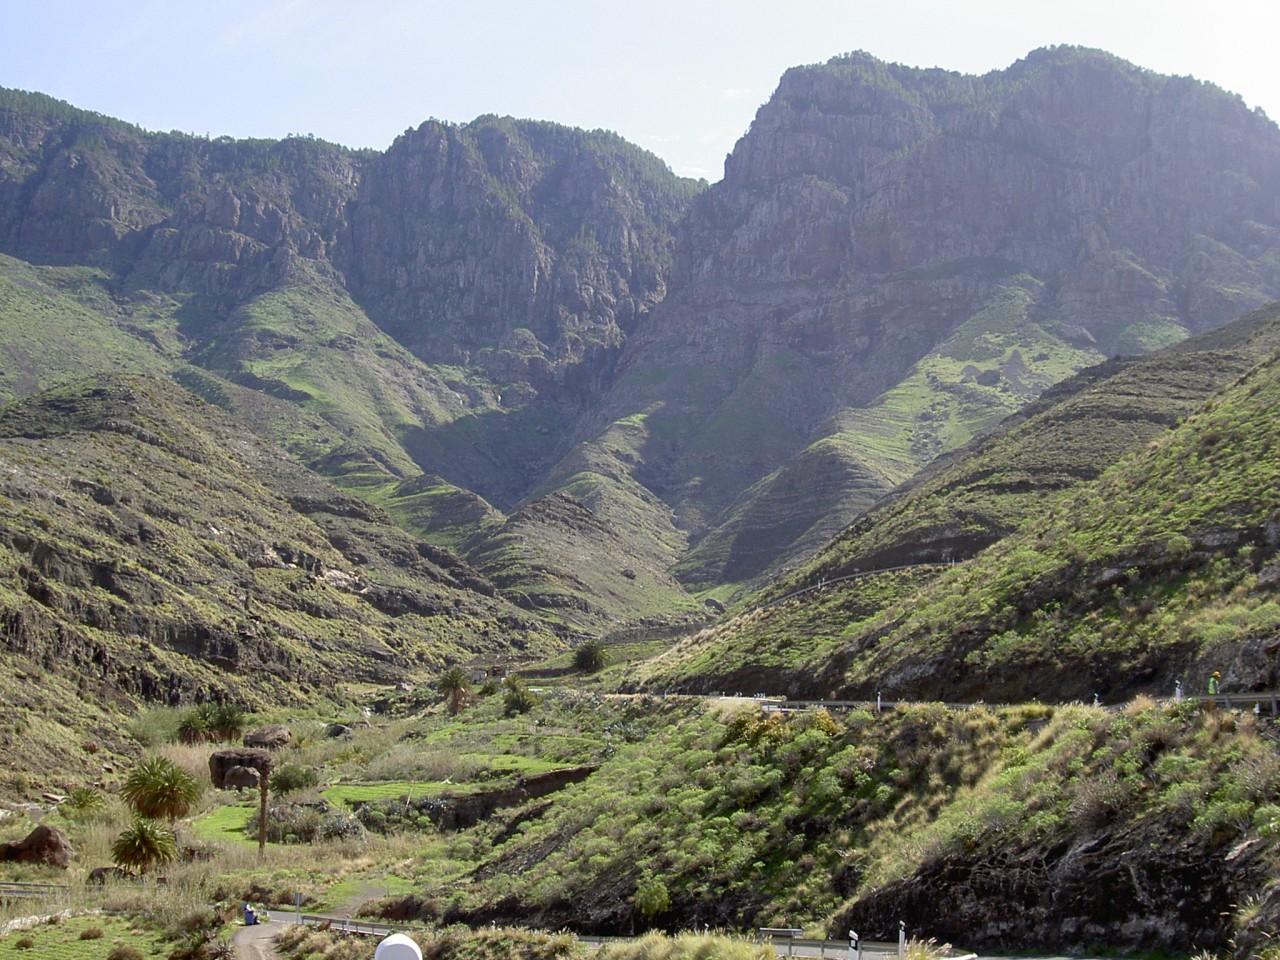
[849,931,861,960]
[898,921,906,960]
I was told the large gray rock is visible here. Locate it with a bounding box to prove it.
[209,748,274,789]
[243,724,291,750]
[224,765,261,790]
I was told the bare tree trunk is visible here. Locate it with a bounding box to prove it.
[258,771,269,858]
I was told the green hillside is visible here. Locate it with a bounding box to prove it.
[820,339,1280,702]
[637,305,1280,696]
[0,375,561,779]
[676,284,1104,593]
[379,694,1279,958]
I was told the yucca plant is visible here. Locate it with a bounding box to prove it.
[121,756,203,821]
[111,817,177,875]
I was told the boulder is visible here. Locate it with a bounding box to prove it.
[225,765,261,790]
[209,748,274,789]
[243,724,291,749]
[88,865,128,884]
[0,824,74,868]
[324,723,353,739]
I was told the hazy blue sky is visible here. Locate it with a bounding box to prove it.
[5,0,1277,181]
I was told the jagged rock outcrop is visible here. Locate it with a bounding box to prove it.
[593,47,1280,540]
[343,118,695,394]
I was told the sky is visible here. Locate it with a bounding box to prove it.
[4,0,1279,182]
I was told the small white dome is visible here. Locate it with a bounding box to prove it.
[374,932,423,960]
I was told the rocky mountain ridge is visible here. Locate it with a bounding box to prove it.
[4,46,1280,647]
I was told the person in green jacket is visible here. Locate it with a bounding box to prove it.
[1208,671,1221,695]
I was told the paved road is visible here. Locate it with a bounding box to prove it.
[232,919,284,960]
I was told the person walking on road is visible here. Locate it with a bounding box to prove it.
[1208,671,1221,696]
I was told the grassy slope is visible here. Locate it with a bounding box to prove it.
[465,410,701,630]
[407,697,1278,956]
[191,264,480,487]
[676,285,1104,594]
[818,338,1280,702]
[0,376,561,723]
[637,304,1280,695]
[0,253,690,633]
[0,255,177,404]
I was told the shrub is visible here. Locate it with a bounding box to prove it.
[273,763,321,795]
[503,677,538,716]
[14,937,34,950]
[252,804,366,844]
[62,785,108,821]
[108,947,145,960]
[80,927,105,939]
[574,639,609,673]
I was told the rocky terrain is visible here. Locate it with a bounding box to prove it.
[5,47,1280,626]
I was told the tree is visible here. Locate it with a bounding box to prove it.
[437,666,473,716]
[178,703,247,743]
[573,638,608,673]
[176,707,212,744]
[121,757,202,821]
[634,873,670,920]
[111,817,177,874]
[503,676,537,716]
[208,704,246,742]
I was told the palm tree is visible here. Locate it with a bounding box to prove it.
[503,676,537,716]
[111,817,177,875]
[573,638,608,673]
[121,756,202,821]
[176,705,213,744]
[208,704,246,742]
[437,666,473,716]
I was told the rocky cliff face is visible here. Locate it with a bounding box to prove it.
[343,117,695,398]
[593,47,1280,542]
[4,47,1280,624]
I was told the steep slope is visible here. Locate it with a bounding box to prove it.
[677,284,1104,592]
[816,336,1280,702]
[637,303,1280,695]
[405,698,1279,958]
[0,375,561,716]
[576,46,1280,564]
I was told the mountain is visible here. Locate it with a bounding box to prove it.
[635,304,1280,700]
[4,46,1280,642]
[0,374,561,774]
[583,46,1280,590]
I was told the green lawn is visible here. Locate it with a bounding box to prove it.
[0,914,169,959]
[189,798,258,846]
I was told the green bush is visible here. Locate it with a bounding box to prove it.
[272,763,321,795]
[574,639,609,673]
